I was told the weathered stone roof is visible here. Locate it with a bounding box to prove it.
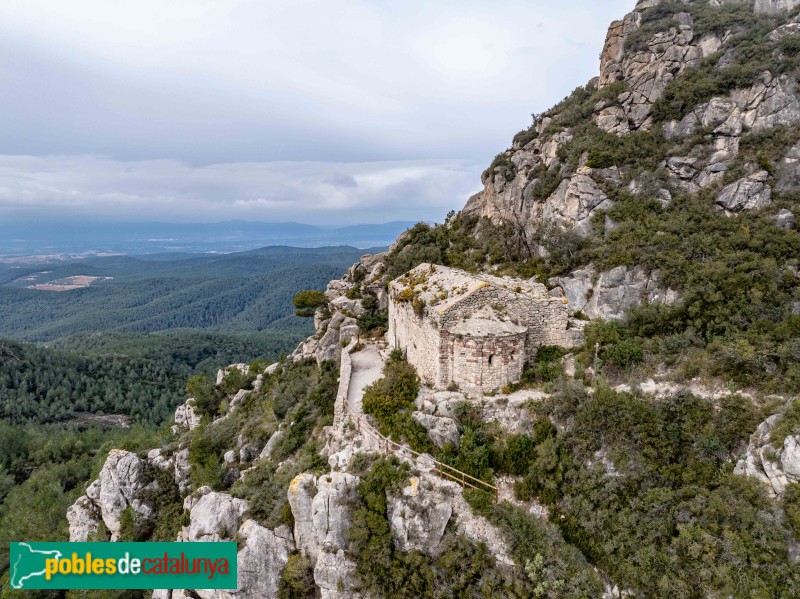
[389,263,552,313]
[449,317,526,337]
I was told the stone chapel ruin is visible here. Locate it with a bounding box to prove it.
[388,263,569,393]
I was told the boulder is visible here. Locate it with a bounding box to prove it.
[716,172,772,213]
[172,398,202,432]
[85,449,153,541]
[260,428,285,460]
[229,389,250,410]
[387,477,452,555]
[181,488,248,542]
[67,495,103,542]
[775,209,796,230]
[412,411,460,449]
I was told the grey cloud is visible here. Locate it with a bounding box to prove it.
[324,175,359,188]
[0,155,482,225]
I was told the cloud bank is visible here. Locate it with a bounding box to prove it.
[0,155,483,224]
[0,0,632,223]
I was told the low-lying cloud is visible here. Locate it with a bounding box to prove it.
[0,155,483,224]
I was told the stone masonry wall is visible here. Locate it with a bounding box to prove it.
[440,331,526,393]
[388,297,442,387]
[440,286,569,361]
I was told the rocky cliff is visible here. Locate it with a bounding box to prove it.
[64,1,800,597]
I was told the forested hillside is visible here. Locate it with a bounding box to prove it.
[0,245,369,341]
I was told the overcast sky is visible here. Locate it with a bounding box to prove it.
[0,0,632,225]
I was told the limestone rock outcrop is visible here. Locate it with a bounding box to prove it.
[735,413,800,497]
[387,477,452,554]
[172,398,202,432]
[755,0,800,15]
[716,172,773,213]
[288,472,363,599]
[153,487,294,599]
[180,487,248,543]
[542,171,613,237]
[66,496,103,542]
[598,8,723,134]
[68,449,153,542]
[550,265,679,321]
[776,208,796,230]
[412,411,460,449]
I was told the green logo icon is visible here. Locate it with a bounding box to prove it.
[9,542,237,590]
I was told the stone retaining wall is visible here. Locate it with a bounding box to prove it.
[333,338,358,429]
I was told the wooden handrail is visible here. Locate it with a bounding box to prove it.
[345,403,498,500]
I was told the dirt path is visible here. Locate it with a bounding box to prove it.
[347,344,385,414]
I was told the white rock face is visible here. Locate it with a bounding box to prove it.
[173,398,202,432]
[387,477,452,555]
[83,449,153,541]
[416,387,544,435]
[288,472,363,599]
[147,448,173,471]
[67,496,103,542]
[160,487,294,599]
[260,428,285,460]
[542,171,613,237]
[226,521,294,599]
[716,172,772,213]
[216,363,250,385]
[173,447,192,494]
[775,209,796,230]
[314,550,362,599]
[755,0,800,14]
[412,411,460,449]
[735,413,800,497]
[181,488,248,543]
[288,473,319,558]
[598,7,722,133]
[551,265,678,321]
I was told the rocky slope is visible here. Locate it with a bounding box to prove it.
[464,0,800,319]
[63,1,800,597]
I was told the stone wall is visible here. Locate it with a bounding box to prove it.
[440,286,568,361]
[389,267,569,392]
[388,297,442,386]
[440,331,526,393]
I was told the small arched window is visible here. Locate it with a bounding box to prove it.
[488,354,494,366]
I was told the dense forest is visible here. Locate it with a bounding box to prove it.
[0,244,368,593]
[0,246,369,341]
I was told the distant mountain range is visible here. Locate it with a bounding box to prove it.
[0,220,420,257]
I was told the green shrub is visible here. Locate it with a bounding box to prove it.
[219,368,252,396]
[606,339,644,369]
[278,554,315,599]
[292,290,327,317]
[186,374,220,419]
[482,153,517,183]
[784,484,800,537]
[362,355,420,440]
[188,433,226,490]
